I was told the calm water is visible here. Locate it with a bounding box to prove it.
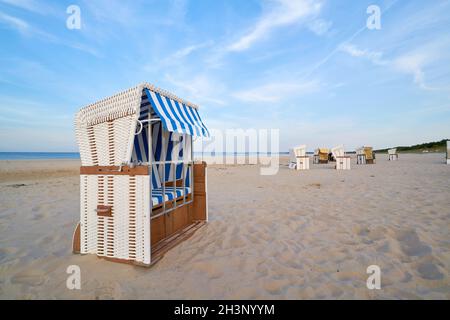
[0,151,292,160]
[0,152,80,160]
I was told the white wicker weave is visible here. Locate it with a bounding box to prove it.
[388,148,398,161]
[332,145,350,170]
[447,141,450,165]
[288,145,309,170]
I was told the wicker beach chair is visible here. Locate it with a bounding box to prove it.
[72,83,210,266]
[288,145,309,170]
[356,146,375,165]
[331,145,350,170]
[313,148,329,164]
[388,148,398,161]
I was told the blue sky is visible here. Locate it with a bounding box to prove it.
[0,0,449,152]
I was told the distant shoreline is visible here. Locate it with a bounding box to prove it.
[0,151,445,161]
[0,152,80,161]
[0,151,291,161]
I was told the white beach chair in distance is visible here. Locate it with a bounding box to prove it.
[289,145,309,170]
[446,140,450,164]
[388,148,398,161]
[356,146,375,165]
[313,149,319,164]
[356,147,365,165]
[332,145,350,170]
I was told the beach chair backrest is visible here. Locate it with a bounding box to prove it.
[317,148,328,161]
[293,145,306,157]
[331,145,345,158]
[356,147,364,155]
[289,148,296,162]
[447,140,450,160]
[364,147,373,160]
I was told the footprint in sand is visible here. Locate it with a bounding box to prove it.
[376,241,391,253]
[415,259,444,280]
[395,230,432,257]
[400,271,413,283]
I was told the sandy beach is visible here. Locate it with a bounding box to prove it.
[0,154,449,299]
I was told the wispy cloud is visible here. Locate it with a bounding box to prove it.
[0,10,101,57]
[393,53,431,90]
[340,41,450,91]
[155,41,214,69]
[171,41,213,60]
[81,0,140,27]
[227,0,322,52]
[339,43,387,65]
[298,0,401,80]
[0,11,28,34]
[165,74,227,106]
[81,0,188,29]
[0,10,57,41]
[233,80,320,103]
[0,0,56,15]
[65,42,102,57]
[144,41,214,73]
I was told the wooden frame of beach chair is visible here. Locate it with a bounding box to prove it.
[331,145,350,170]
[356,146,375,165]
[289,145,309,170]
[313,148,329,164]
[72,83,210,267]
[388,148,398,161]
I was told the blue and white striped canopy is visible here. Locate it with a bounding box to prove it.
[144,88,209,137]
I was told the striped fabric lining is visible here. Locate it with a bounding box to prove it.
[143,88,210,137]
[151,187,191,206]
[149,121,191,186]
[131,123,161,189]
[131,122,191,188]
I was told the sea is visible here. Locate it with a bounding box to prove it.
[0,152,81,160]
[0,152,292,160]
